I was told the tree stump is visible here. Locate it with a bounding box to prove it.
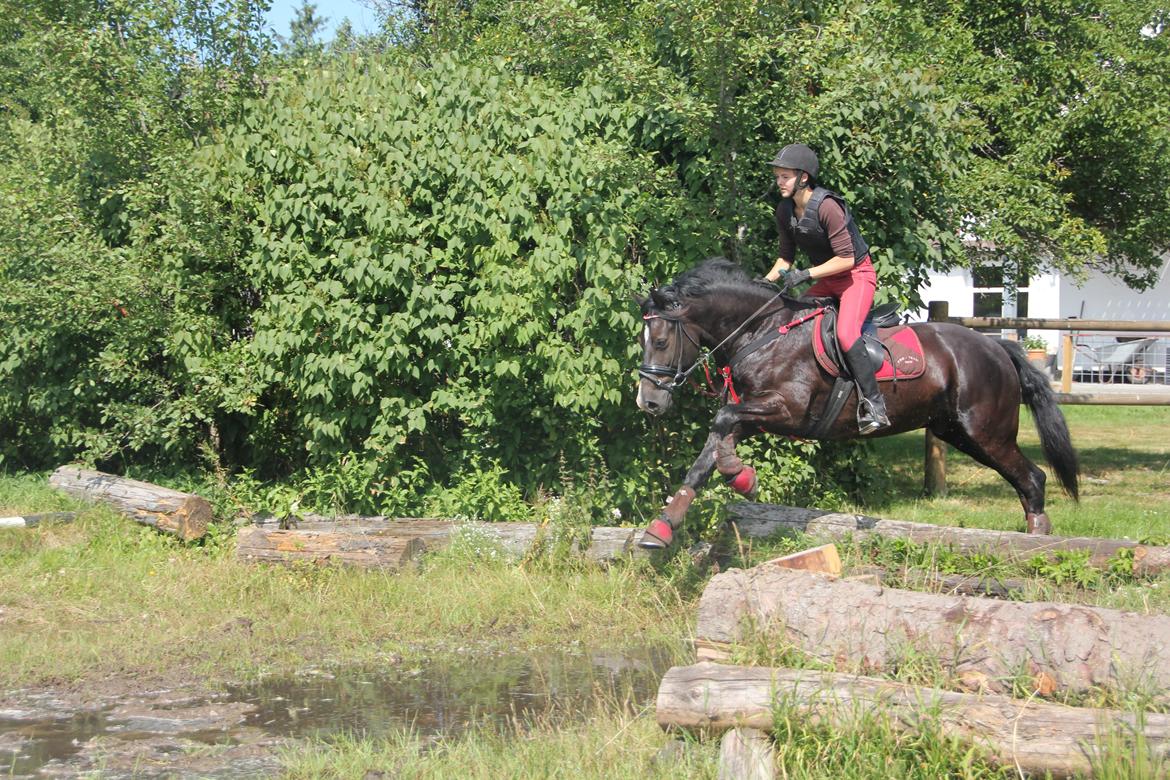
[716,727,774,780]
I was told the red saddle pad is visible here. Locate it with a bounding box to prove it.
[813,315,926,382]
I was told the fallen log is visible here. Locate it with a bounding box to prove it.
[658,662,1170,779]
[727,502,1170,576]
[49,467,210,541]
[695,566,1170,700]
[0,512,77,529]
[235,526,424,570]
[847,566,1028,599]
[236,519,644,568]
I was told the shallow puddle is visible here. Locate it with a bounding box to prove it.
[0,645,676,778]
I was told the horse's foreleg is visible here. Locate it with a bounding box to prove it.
[715,433,757,497]
[639,404,770,549]
[639,432,721,549]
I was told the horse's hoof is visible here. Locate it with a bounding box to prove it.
[638,517,675,549]
[1026,512,1053,535]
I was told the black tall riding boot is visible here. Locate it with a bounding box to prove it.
[843,341,890,435]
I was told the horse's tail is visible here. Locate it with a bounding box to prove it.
[998,340,1080,500]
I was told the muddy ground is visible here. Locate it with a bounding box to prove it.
[1,646,671,778]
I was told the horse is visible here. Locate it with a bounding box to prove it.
[634,258,1079,549]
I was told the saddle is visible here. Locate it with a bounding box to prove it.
[812,302,925,382]
[724,298,926,437]
[798,301,924,437]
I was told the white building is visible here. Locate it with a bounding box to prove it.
[915,255,1170,384]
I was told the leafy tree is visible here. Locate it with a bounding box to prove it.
[898,0,1170,286]
[143,59,651,488]
[280,0,330,58]
[0,0,272,467]
[409,0,1169,292]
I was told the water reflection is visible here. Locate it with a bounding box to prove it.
[1,645,677,778]
[239,645,674,739]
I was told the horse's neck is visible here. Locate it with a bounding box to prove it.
[690,295,795,352]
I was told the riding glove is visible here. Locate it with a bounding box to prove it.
[782,268,812,291]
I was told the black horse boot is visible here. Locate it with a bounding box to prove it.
[843,340,890,435]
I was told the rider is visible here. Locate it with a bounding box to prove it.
[763,143,890,435]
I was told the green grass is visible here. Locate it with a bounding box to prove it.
[0,475,692,689]
[277,696,1020,780]
[280,703,720,780]
[862,406,1170,541]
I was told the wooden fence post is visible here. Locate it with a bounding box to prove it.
[924,302,948,496]
[1060,332,1074,393]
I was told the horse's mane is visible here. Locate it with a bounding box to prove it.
[658,257,759,304]
[655,256,818,310]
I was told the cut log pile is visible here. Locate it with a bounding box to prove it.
[727,502,1170,576]
[659,662,1170,779]
[657,532,1170,778]
[694,565,1170,698]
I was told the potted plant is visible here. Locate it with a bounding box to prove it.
[1021,335,1049,368]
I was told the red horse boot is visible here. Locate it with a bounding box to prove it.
[724,466,758,498]
[715,435,758,498]
[639,486,696,549]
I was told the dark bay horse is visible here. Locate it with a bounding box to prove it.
[635,258,1079,549]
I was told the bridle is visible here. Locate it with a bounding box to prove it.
[637,313,705,392]
[638,288,790,395]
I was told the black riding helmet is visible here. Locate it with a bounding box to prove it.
[769,143,819,190]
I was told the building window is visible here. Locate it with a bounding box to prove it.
[972,265,1029,317]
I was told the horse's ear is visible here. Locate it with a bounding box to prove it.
[650,287,669,310]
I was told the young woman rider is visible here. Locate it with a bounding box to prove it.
[763,143,890,434]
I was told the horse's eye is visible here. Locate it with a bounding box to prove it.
[654,339,668,350]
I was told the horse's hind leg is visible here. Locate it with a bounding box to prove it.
[931,422,1052,534]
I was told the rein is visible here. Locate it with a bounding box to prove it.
[638,289,791,395]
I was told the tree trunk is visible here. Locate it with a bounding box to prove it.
[237,519,643,568]
[695,566,1170,700]
[235,526,424,570]
[726,502,1170,576]
[49,467,210,541]
[657,662,1170,779]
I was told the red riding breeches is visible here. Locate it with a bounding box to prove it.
[804,256,877,351]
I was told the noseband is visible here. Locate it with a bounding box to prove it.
[638,314,703,392]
